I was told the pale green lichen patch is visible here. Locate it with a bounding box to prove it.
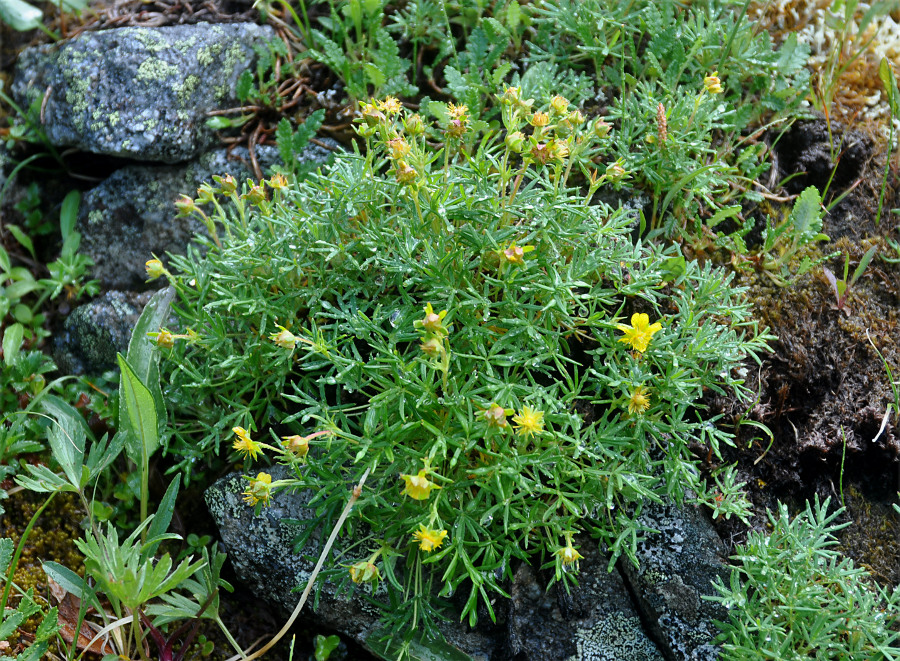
[88,210,105,225]
[136,57,179,82]
[174,74,200,107]
[132,28,169,53]
[196,43,223,67]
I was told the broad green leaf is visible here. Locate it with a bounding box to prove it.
[6,223,34,259]
[0,0,42,31]
[0,244,10,272]
[59,190,80,240]
[118,353,159,465]
[2,322,24,366]
[121,286,173,444]
[42,393,96,444]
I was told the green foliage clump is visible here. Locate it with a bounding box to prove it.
[157,95,767,638]
[709,497,900,660]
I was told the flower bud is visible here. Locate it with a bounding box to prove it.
[213,174,236,195]
[704,71,723,94]
[268,173,288,190]
[403,113,426,136]
[549,95,570,115]
[593,119,611,139]
[394,160,418,185]
[242,184,266,206]
[174,195,197,216]
[421,337,443,357]
[505,131,526,153]
[155,329,175,349]
[145,259,165,280]
[349,561,380,584]
[282,434,310,458]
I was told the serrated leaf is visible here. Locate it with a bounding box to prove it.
[707,205,741,229]
[236,70,254,103]
[276,117,294,167]
[788,186,823,245]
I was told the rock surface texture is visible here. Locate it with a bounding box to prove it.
[207,469,727,661]
[11,23,274,162]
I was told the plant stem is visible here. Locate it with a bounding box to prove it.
[224,467,370,661]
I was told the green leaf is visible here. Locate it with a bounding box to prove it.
[145,478,180,555]
[276,117,294,167]
[788,186,824,245]
[0,537,13,575]
[206,116,235,130]
[879,57,900,117]
[0,0,42,31]
[59,190,80,240]
[314,634,342,661]
[42,561,98,607]
[236,69,254,103]
[850,244,878,286]
[6,223,34,259]
[364,62,387,89]
[118,353,159,466]
[0,244,10,273]
[121,286,173,444]
[2,322,24,366]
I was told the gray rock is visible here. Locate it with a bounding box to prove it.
[509,545,663,661]
[619,501,729,660]
[76,145,278,290]
[53,289,154,374]
[205,465,500,660]
[77,140,338,290]
[11,23,275,162]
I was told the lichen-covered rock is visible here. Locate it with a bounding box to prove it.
[618,501,730,660]
[53,289,154,374]
[509,543,663,661]
[11,23,274,162]
[205,466,500,661]
[76,146,279,290]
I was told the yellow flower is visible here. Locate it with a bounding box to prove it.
[269,325,298,350]
[145,259,165,280]
[555,543,584,566]
[628,386,651,415]
[242,472,273,507]
[154,329,174,349]
[617,313,663,353]
[233,426,262,461]
[387,137,411,160]
[348,560,381,584]
[412,524,448,552]
[704,71,723,94]
[448,102,468,120]
[512,406,545,438]
[400,469,441,500]
[378,96,403,115]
